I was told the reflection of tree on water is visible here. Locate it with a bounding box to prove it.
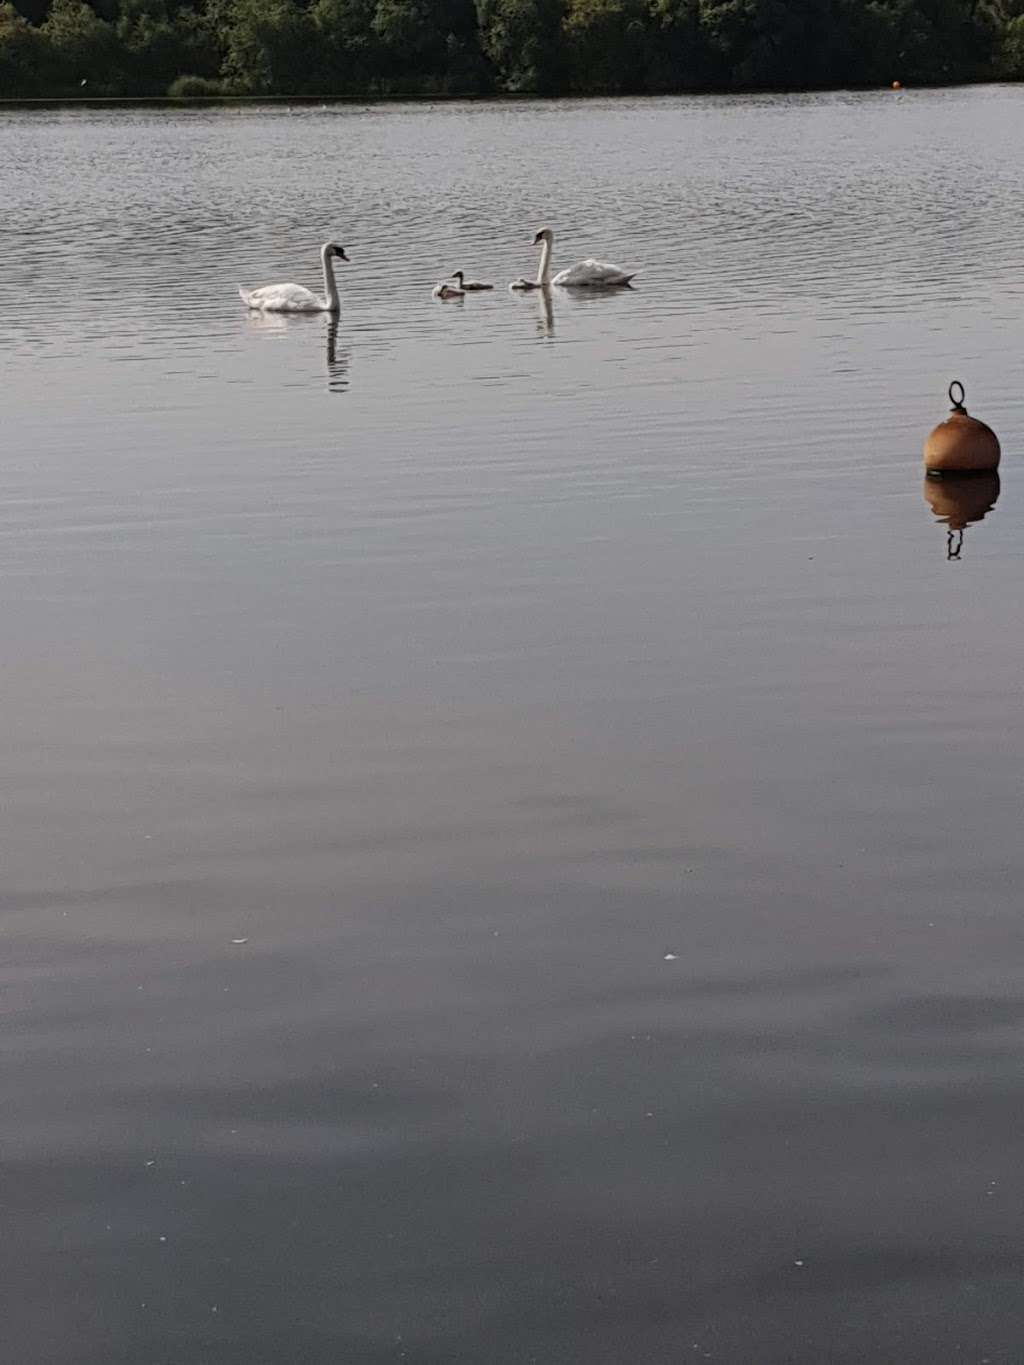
[922,473,1000,561]
[325,316,350,393]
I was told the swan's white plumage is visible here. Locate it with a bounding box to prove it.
[239,242,347,313]
[432,281,465,298]
[552,258,637,287]
[511,228,638,290]
[238,282,325,312]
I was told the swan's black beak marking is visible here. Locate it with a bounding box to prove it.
[336,247,349,262]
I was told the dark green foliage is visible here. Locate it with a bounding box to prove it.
[167,69,222,90]
[117,0,207,91]
[645,0,712,90]
[41,0,119,91]
[0,1,45,92]
[310,0,381,91]
[562,0,648,91]
[1001,11,1024,70]
[476,0,564,89]
[221,0,313,91]
[0,0,1016,97]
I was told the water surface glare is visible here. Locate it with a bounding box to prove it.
[3,88,1024,1364]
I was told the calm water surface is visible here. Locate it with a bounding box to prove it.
[3,88,1024,1364]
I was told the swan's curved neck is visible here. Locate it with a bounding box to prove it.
[321,248,340,312]
[537,235,552,285]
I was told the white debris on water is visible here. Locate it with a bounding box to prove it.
[664,953,678,961]
[231,938,249,945]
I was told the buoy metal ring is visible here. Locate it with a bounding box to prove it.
[948,380,966,412]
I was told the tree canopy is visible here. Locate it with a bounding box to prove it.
[1,0,1022,97]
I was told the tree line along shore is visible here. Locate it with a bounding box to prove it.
[2,0,1023,100]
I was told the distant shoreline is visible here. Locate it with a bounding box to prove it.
[1,81,1019,110]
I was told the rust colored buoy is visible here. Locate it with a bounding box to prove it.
[923,381,1000,475]
[892,80,902,90]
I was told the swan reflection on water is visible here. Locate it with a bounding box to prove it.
[509,284,555,337]
[325,316,350,393]
[510,279,642,339]
[510,283,626,338]
[923,472,1000,560]
[245,309,350,393]
[536,287,554,338]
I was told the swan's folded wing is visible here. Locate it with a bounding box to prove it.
[244,282,320,311]
[552,258,635,286]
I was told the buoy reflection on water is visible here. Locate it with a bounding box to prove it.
[922,471,1000,560]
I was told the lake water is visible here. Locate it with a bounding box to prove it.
[2,86,1024,1363]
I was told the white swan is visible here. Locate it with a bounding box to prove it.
[239,243,349,313]
[450,271,494,291]
[432,281,465,299]
[509,228,638,290]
